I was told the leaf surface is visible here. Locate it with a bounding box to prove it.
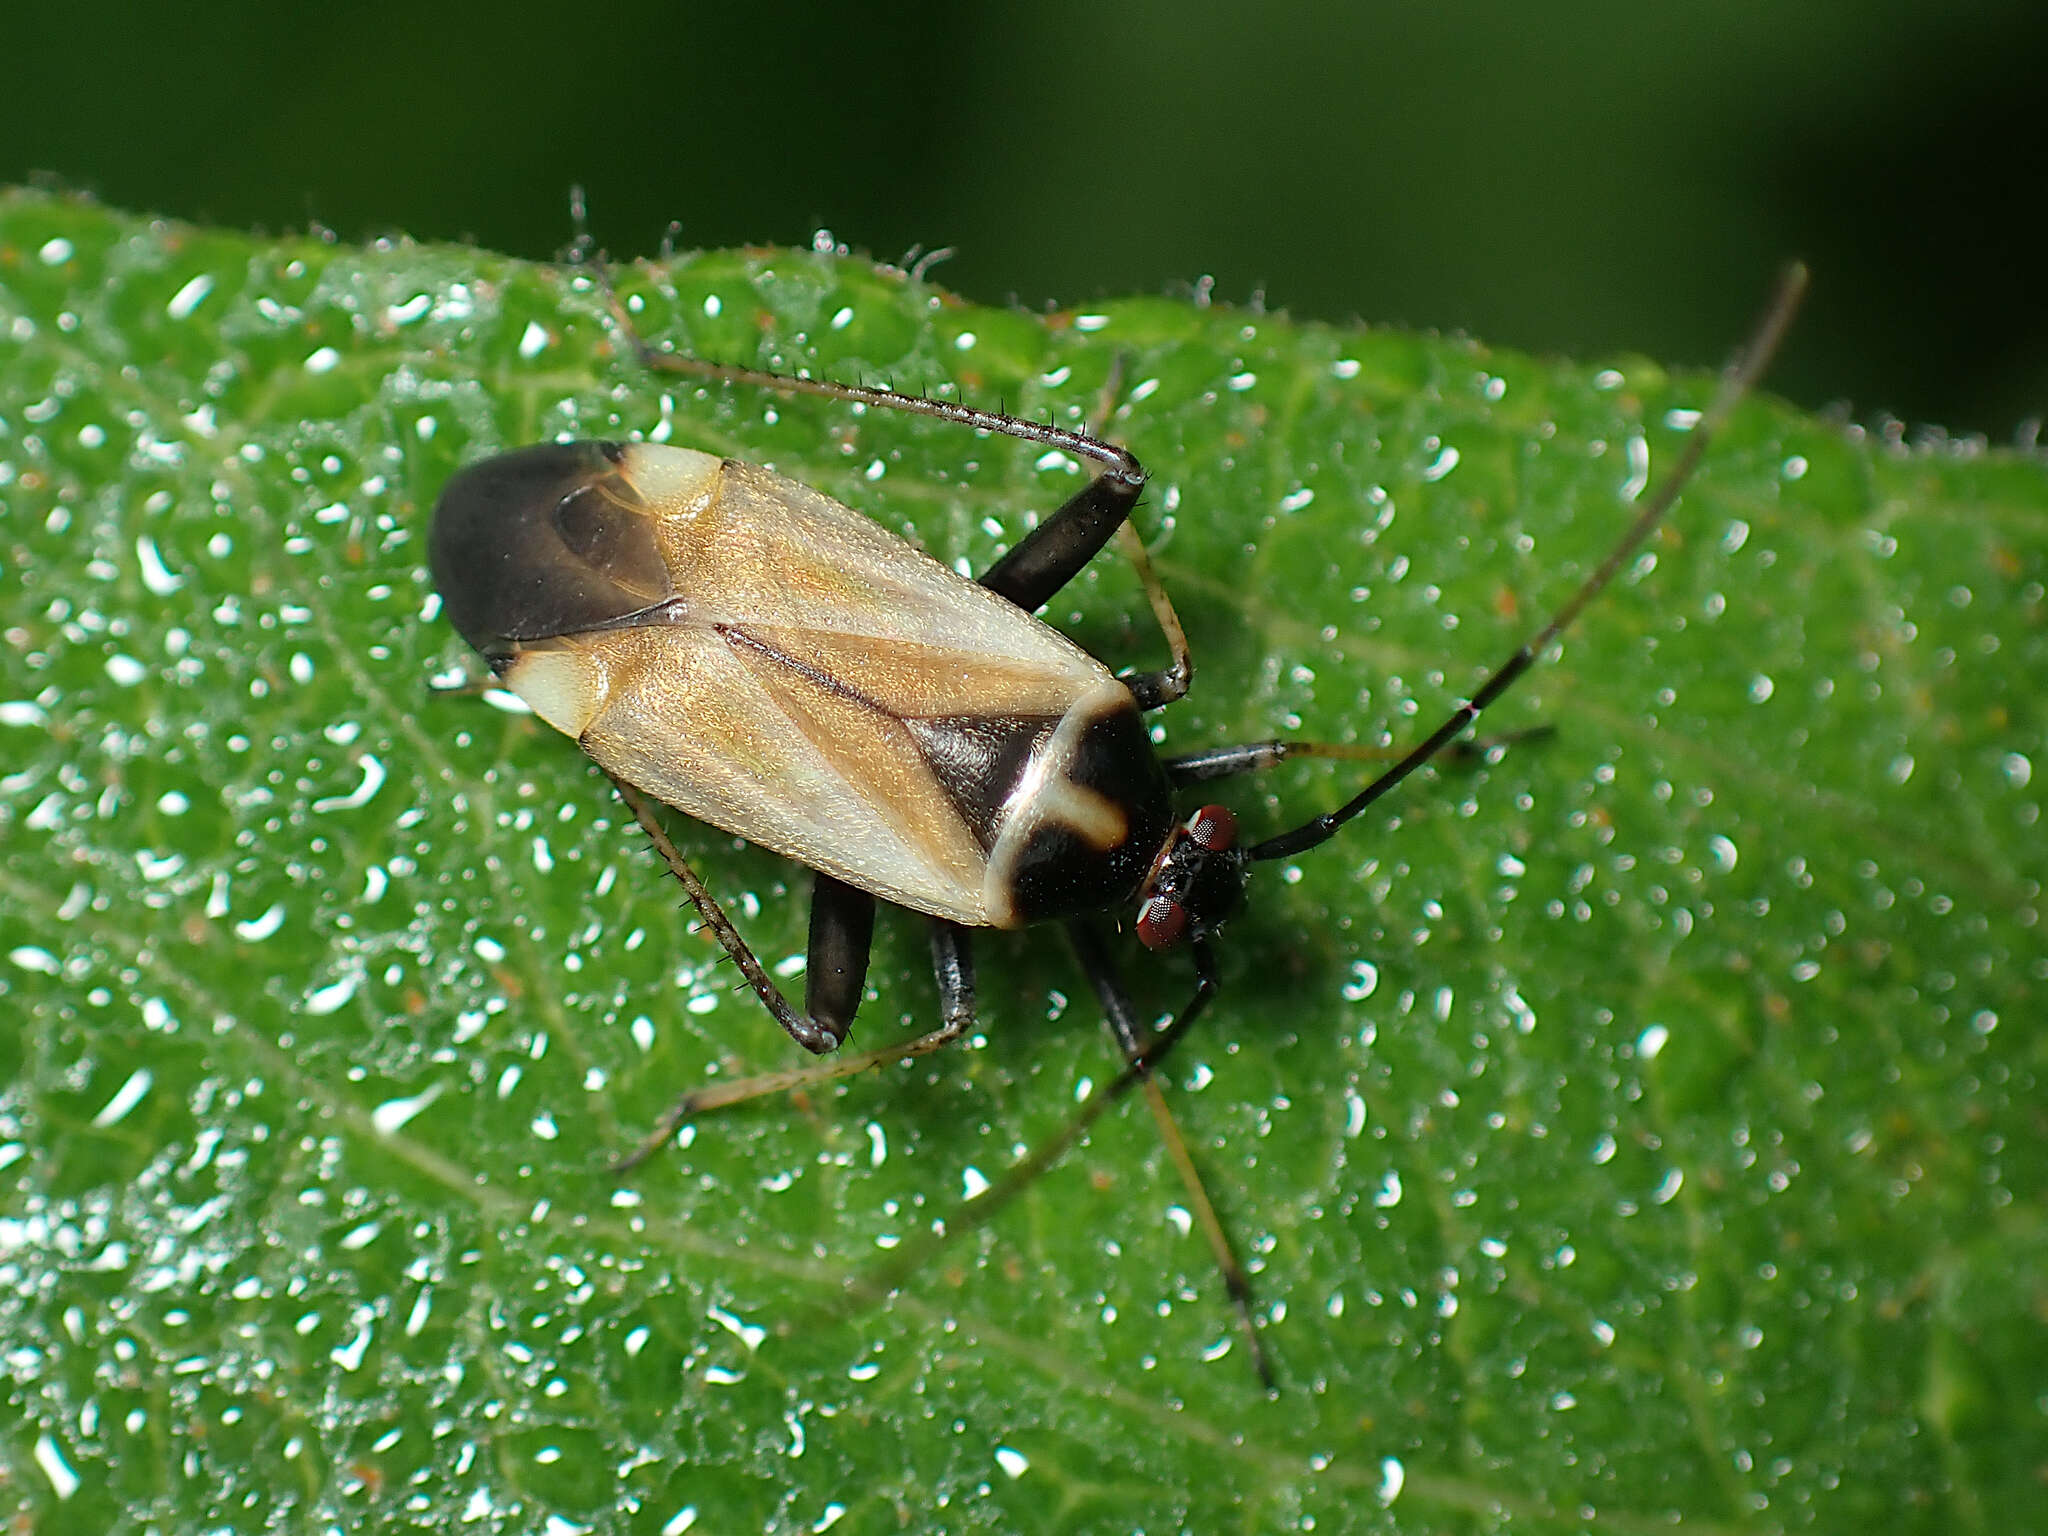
[2,192,2042,1533]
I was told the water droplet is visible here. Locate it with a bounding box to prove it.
[1377,1456,1405,1505]
[1341,960,1379,1001]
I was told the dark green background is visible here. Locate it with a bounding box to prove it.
[8,0,2045,432]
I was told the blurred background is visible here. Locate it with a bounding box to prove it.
[8,0,2043,435]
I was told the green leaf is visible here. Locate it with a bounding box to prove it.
[3,189,2042,1533]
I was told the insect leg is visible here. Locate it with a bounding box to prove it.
[837,938,1238,1348]
[616,922,981,1159]
[804,873,877,1045]
[608,783,986,1163]
[1108,521,1195,711]
[596,252,1195,704]
[593,253,1143,501]
[971,462,1194,709]
[927,919,978,1042]
[1067,355,1194,709]
[976,461,1146,614]
[981,357,1196,702]
[608,771,843,1054]
[1066,920,1275,1389]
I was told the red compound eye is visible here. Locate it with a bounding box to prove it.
[1135,894,1188,950]
[1187,804,1238,851]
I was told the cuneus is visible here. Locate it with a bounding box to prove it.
[430,265,1804,1388]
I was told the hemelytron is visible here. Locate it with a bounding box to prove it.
[429,260,1805,1384]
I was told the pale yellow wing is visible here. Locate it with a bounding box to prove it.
[503,450,1121,925]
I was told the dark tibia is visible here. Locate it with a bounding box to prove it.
[979,466,1146,615]
[929,918,977,1036]
[804,873,877,1045]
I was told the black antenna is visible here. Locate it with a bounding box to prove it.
[1249,264,1809,864]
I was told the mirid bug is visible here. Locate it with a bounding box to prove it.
[430,262,1805,1385]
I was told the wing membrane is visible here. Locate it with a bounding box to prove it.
[553,455,1120,925]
